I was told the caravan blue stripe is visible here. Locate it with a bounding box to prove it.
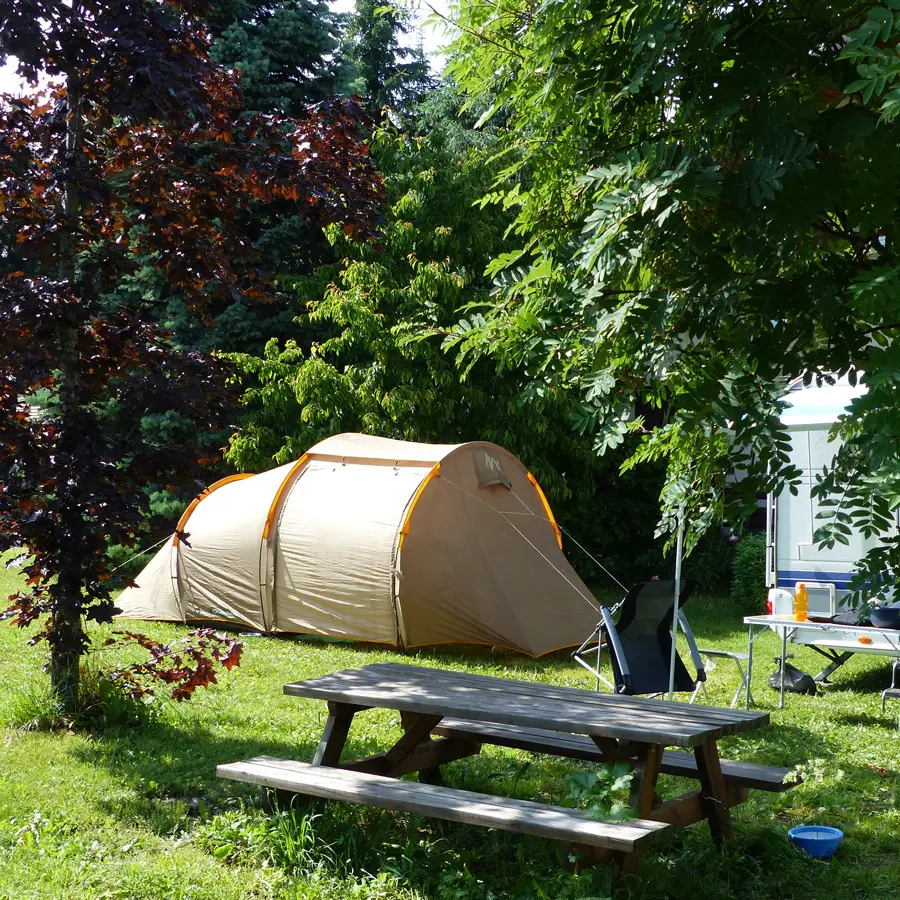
[777,569,854,588]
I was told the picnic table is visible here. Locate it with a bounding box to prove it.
[219,662,792,875]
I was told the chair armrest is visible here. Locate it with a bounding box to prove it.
[678,610,706,682]
[600,606,632,693]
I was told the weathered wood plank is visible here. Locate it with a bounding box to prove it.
[590,735,632,761]
[307,663,768,730]
[399,711,447,785]
[620,743,663,873]
[631,745,663,817]
[646,791,706,828]
[373,662,766,721]
[284,668,740,747]
[433,719,795,792]
[284,664,768,744]
[435,719,612,760]
[380,713,443,773]
[660,750,791,790]
[216,757,671,853]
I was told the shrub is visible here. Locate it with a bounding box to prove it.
[683,530,736,595]
[731,533,767,614]
[105,544,152,587]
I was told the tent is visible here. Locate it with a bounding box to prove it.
[117,433,599,656]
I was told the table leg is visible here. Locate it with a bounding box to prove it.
[312,701,359,767]
[693,738,733,846]
[746,625,754,709]
[267,701,360,811]
[811,649,853,683]
[387,711,445,781]
[629,744,663,816]
[567,742,662,876]
[618,743,663,875]
[780,627,788,710]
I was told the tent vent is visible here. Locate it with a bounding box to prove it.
[475,452,512,490]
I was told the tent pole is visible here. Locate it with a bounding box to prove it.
[668,509,686,701]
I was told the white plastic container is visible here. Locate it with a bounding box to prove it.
[767,587,794,618]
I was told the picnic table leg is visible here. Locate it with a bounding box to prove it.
[400,711,446,785]
[312,701,359,767]
[693,738,733,846]
[388,711,445,783]
[569,740,663,876]
[618,743,664,875]
[260,701,363,813]
[263,701,360,810]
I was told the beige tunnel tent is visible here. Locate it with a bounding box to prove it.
[117,434,599,656]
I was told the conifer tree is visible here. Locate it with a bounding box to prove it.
[207,0,343,115]
[341,0,435,118]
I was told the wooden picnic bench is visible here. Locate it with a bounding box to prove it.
[218,662,792,876]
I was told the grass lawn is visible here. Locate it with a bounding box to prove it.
[2,563,900,900]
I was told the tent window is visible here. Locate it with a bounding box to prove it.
[474,452,512,490]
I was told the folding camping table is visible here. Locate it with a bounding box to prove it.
[219,663,791,875]
[744,614,900,709]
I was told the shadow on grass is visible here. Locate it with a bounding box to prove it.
[718,721,841,774]
[830,712,899,732]
[823,661,897,694]
[69,712,403,834]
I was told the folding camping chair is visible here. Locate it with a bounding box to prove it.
[572,580,711,700]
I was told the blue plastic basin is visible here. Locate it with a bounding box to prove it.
[788,825,844,859]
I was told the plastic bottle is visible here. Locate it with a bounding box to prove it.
[793,583,809,622]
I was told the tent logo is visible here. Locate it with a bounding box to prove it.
[476,453,512,490]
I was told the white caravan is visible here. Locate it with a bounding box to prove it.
[765,377,889,617]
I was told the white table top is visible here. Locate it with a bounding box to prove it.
[744,615,900,654]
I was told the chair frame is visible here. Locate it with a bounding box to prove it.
[572,585,706,698]
[881,658,900,732]
[690,648,751,709]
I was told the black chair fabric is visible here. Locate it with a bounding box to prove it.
[608,580,696,695]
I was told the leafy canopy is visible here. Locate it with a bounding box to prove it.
[225,92,674,585]
[447,0,900,598]
[340,0,436,117]
[207,0,345,114]
[226,103,594,501]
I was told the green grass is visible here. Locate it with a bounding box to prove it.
[2,561,900,899]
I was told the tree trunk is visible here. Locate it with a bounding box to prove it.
[50,65,85,716]
[50,614,84,714]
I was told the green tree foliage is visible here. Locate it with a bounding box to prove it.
[446,0,900,598]
[206,0,344,115]
[226,95,666,583]
[0,0,380,712]
[730,533,767,615]
[109,3,371,504]
[341,0,436,116]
